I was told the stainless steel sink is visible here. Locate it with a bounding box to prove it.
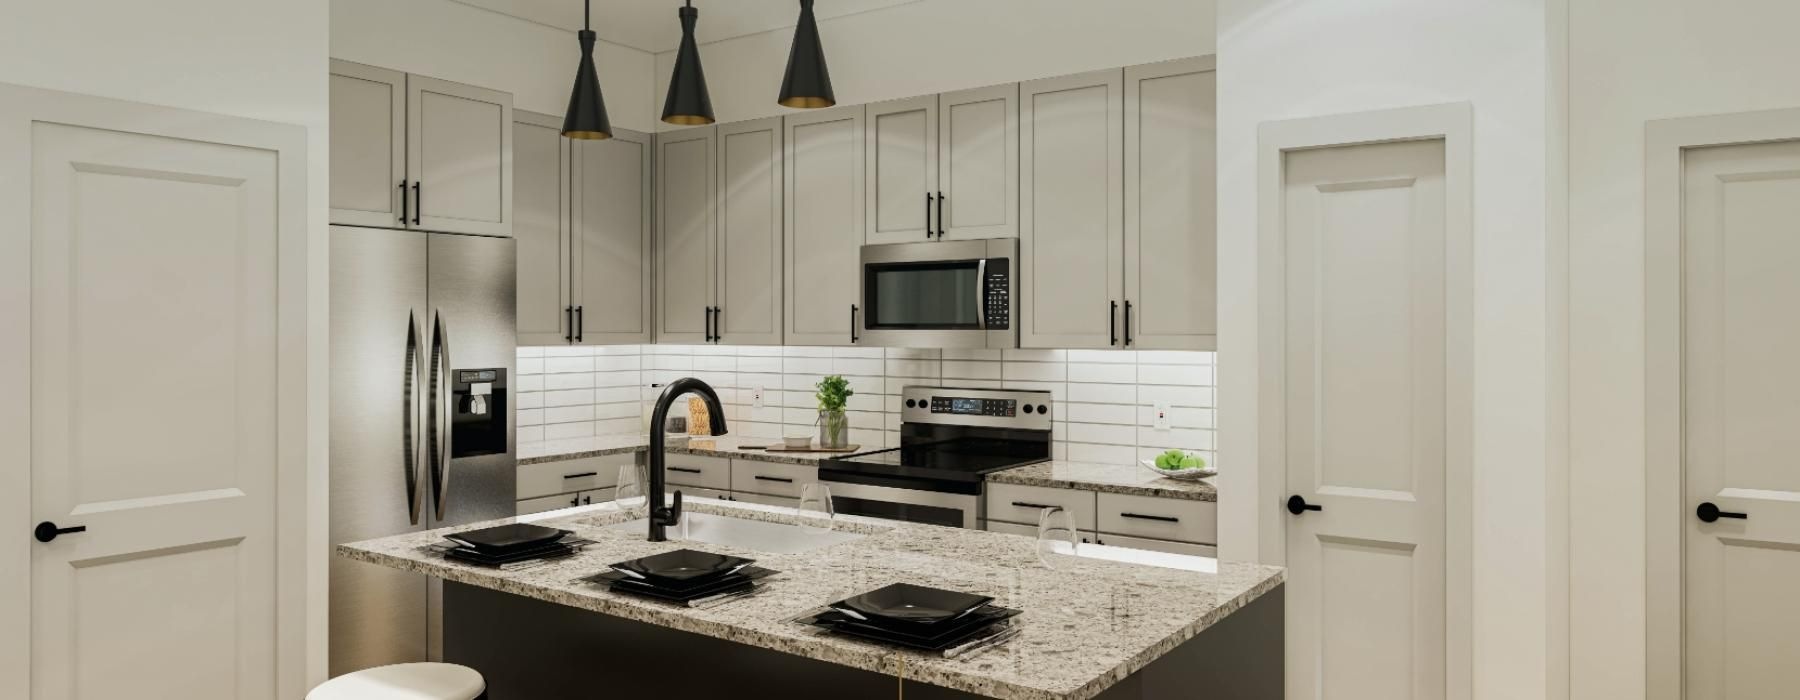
[602,512,864,554]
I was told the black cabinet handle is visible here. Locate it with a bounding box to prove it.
[574,306,584,343]
[412,182,422,225]
[925,193,934,239]
[1110,301,1119,346]
[34,521,86,543]
[669,467,702,474]
[936,191,945,237]
[1124,300,1133,346]
[1011,501,1057,510]
[582,494,593,505]
[1696,502,1747,523]
[570,495,581,507]
[564,306,574,343]
[713,306,722,343]
[754,475,795,484]
[563,472,598,480]
[399,179,410,224]
[1120,512,1179,523]
[850,304,860,344]
[1286,495,1323,515]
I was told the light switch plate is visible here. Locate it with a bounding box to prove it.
[1153,402,1171,430]
[752,386,765,408]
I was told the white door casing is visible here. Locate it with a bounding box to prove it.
[1257,104,1474,700]
[1645,108,1800,700]
[0,83,311,700]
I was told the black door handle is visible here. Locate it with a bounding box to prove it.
[1123,300,1133,346]
[1110,301,1118,346]
[412,182,422,225]
[399,179,410,224]
[1120,512,1179,523]
[850,304,860,344]
[936,191,945,237]
[1286,495,1322,515]
[574,305,584,343]
[35,521,87,543]
[564,306,574,343]
[754,475,795,483]
[925,193,934,239]
[1696,502,1747,523]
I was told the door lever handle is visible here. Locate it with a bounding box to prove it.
[1286,495,1323,515]
[1696,502,1747,523]
[35,521,87,543]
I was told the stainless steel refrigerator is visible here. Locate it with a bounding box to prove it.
[329,225,517,676]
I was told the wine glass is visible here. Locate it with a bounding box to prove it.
[797,483,835,532]
[613,463,647,518]
[1036,506,1079,569]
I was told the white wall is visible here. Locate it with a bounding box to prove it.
[1567,1,1800,696]
[653,0,1215,127]
[0,0,331,689]
[331,0,659,132]
[1214,1,1559,698]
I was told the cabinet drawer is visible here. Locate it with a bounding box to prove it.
[1096,493,1215,544]
[732,492,799,509]
[671,486,730,501]
[1096,532,1217,558]
[665,455,731,490]
[983,520,1037,537]
[518,457,622,500]
[731,460,818,498]
[517,492,583,516]
[985,483,1096,530]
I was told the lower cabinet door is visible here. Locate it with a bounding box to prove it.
[672,486,731,501]
[1095,532,1216,558]
[984,520,1037,537]
[732,492,800,509]
[517,492,583,515]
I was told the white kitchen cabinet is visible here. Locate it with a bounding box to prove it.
[783,106,865,346]
[330,60,513,238]
[573,127,653,344]
[516,488,616,516]
[985,483,1097,531]
[656,127,716,344]
[1019,69,1125,349]
[516,456,620,501]
[865,85,1018,245]
[732,492,801,509]
[730,460,818,499]
[515,111,650,345]
[714,118,784,345]
[1092,533,1216,558]
[663,454,732,491]
[1124,56,1217,350]
[1095,491,1216,545]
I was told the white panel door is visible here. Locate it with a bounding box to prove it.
[1282,139,1448,700]
[865,95,938,245]
[1124,57,1216,350]
[512,110,572,345]
[784,106,865,347]
[573,127,652,345]
[715,117,784,346]
[656,127,717,344]
[330,60,407,228]
[29,122,280,699]
[1682,139,1800,700]
[1019,69,1124,349]
[938,83,1018,240]
[407,74,513,237]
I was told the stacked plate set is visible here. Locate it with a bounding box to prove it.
[798,582,1023,658]
[436,522,590,570]
[586,549,780,608]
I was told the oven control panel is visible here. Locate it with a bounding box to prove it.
[900,386,1053,431]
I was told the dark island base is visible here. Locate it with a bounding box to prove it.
[445,582,1282,700]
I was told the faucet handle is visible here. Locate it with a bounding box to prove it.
[669,489,684,525]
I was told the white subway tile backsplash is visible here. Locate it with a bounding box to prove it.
[514,344,1221,465]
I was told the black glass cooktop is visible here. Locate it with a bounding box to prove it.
[821,431,1050,495]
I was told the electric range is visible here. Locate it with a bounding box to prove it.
[820,386,1052,528]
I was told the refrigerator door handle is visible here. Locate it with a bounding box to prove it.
[429,311,453,521]
[404,311,424,525]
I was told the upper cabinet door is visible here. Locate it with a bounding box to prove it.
[864,95,938,245]
[938,83,1018,240]
[656,127,717,344]
[407,74,513,237]
[785,106,865,347]
[330,60,407,228]
[573,127,652,345]
[1124,57,1216,350]
[1019,69,1125,349]
[715,118,785,346]
[512,110,572,346]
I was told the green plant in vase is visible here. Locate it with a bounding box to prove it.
[815,375,854,448]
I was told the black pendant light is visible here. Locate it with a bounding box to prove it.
[661,1,715,125]
[777,0,836,109]
[562,0,613,140]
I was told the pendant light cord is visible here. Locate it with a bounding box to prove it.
[584,0,591,30]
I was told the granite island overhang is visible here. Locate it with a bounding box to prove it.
[337,499,1284,700]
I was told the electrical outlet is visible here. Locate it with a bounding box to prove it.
[1154,402,1171,430]
[752,385,765,408]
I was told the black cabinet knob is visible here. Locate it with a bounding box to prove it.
[34,521,87,543]
[1286,495,1322,515]
[1696,502,1747,523]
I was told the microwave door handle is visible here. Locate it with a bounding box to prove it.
[975,259,988,330]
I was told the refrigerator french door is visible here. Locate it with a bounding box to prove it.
[329,225,517,676]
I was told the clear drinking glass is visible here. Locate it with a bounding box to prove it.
[613,463,647,517]
[1037,507,1079,569]
[797,483,835,532]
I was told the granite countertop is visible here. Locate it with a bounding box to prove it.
[338,500,1282,700]
[988,461,1218,502]
[517,434,877,467]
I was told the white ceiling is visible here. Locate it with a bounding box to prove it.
[451,0,918,54]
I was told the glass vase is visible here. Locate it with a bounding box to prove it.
[817,409,849,448]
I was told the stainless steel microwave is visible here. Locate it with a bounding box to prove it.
[859,239,1017,348]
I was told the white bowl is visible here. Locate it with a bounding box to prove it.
[782,435,812,449]
[1139,459,1217,481]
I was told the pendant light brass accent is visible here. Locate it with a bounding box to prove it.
[661,1,715,125]
[777,0,835,109]
[562,0,614,140]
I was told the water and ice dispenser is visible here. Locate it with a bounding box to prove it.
[451,368,507,458]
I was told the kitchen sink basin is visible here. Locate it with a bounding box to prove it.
[602,512,863,554]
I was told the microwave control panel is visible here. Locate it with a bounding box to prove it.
[983,259,1011,329]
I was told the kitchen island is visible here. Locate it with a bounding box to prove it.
[338,499,1283,700]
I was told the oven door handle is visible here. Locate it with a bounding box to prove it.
[975,258,988,330]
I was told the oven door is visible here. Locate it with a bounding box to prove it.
[859,239,1016,348]
[819,479,981,529]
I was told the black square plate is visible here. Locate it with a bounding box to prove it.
[590,566,778,603]
[443,523,568,553]
[820,604,1021,644]
[445,542,575,566]
[610,549,756,588]
[835,583,994,625]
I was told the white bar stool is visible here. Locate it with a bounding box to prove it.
[307,663,486,700]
